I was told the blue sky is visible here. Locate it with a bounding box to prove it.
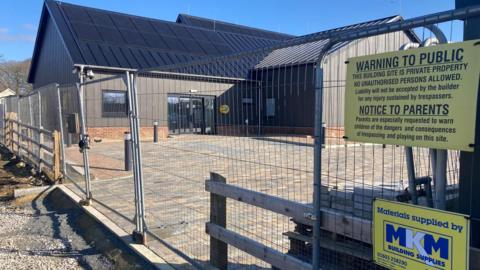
[0,0,460,61]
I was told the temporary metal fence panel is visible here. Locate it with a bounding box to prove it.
[131,19,467,270]
[0,84,62,179]
[57,84,82,190]
[4,5,479,270]
[58,72,142,235]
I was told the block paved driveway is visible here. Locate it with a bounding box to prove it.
[63,134,454,269]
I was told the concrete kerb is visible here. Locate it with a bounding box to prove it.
[56,185,175,270]
[13,185,56,198]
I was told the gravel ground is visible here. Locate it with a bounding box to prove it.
[0,195,114,270]
[0,145,115,270]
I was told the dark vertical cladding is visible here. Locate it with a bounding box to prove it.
[31,16,76,88]
[254,64,316,135]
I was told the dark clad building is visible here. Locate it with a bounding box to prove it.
[28,0,417,139]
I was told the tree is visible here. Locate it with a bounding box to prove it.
[0,58,32,95]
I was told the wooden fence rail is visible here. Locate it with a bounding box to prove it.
[206,172,316,270]
[1,114,62,181]
[205,172,376,270]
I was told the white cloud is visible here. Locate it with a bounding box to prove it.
[0,27,35,43]
[22,24,36,31]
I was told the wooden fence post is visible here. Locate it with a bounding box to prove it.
[15,120,19,155]
[53,130,61,181]
[6,115,12,152]
[209,172,228,270]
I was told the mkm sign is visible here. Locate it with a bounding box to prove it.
[373,199,469,270]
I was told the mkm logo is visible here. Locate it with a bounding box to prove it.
[385,223,450,267]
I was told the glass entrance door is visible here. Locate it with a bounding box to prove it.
[168,95,215,135]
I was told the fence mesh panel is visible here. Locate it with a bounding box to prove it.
[56,84,85,193]
[0,14,471,270]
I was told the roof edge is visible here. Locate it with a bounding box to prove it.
[176,13,295,39]
[28,0,80,83]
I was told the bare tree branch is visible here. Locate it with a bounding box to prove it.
[0,58,32,94]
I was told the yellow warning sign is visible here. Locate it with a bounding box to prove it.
[373,199,469,270]
[345,40,480,151]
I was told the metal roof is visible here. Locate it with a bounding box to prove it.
[176,14,294,41]
[158,15,417,77]
[255,15,410,68]
[28,0,292,82]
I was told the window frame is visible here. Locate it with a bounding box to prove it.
[101,90,128,118]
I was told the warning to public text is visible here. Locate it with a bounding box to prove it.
[345,40,480,151]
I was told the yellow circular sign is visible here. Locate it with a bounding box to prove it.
[219,104,230,114]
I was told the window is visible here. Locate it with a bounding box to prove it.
[102,90,128,117]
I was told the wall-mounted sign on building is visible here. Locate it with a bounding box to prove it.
[219,104,230,114]
[373,199,469,270]
[345,40,480,151]
[266,98,276,117]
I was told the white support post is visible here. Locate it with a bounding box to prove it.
[38,91,43,169]
[126,71,146,243]
[56,84,67,177]
[77,67,92,205]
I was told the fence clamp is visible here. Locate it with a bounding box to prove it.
[304,212,316,221]
[78,134,90,152]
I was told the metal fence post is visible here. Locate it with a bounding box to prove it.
[15,96,20,156]
[28,95,34,166]
[126,71,146,243]
[405,147,418,204]
[1,99,4,145]
[77,67,92,205]
[38,91,43,170]
[126,71,140,239]
[56,84,67,177]
[312,44,332,270]
[209,172,228,270]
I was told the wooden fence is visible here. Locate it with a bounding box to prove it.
[1,112,62,181]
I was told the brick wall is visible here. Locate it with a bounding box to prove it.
[87,125,345,141]
[216,125,344,138]
[87,126,169,141]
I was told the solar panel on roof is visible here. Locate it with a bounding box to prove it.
[120,47,140,68]
[138,49,157,67]
[99,45,120,67]
[214,44,233,54]
[168,25,193,39]
[87,43,109,66]
[185,28,210,42]
[150,51,166,66]
[129,49,148,69]
[201,31,227,45]
[142,34,169,50]
[217,32,239,51]
[61,5,91,23]
[78,43,97,64]
[240,35,256,49]
[70,21,103,42]
[229,34,250,51]
[119,30,147,47]
[132,18,157,34]
[151,21,175,36]
[110,14,136,30]
[97,26,124,43]
[109,46,130,67]
[197,42,220,55]
[159,53,173,65]
[179,39,205,55]
[87,10,115,27]
[160,35,186,52]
